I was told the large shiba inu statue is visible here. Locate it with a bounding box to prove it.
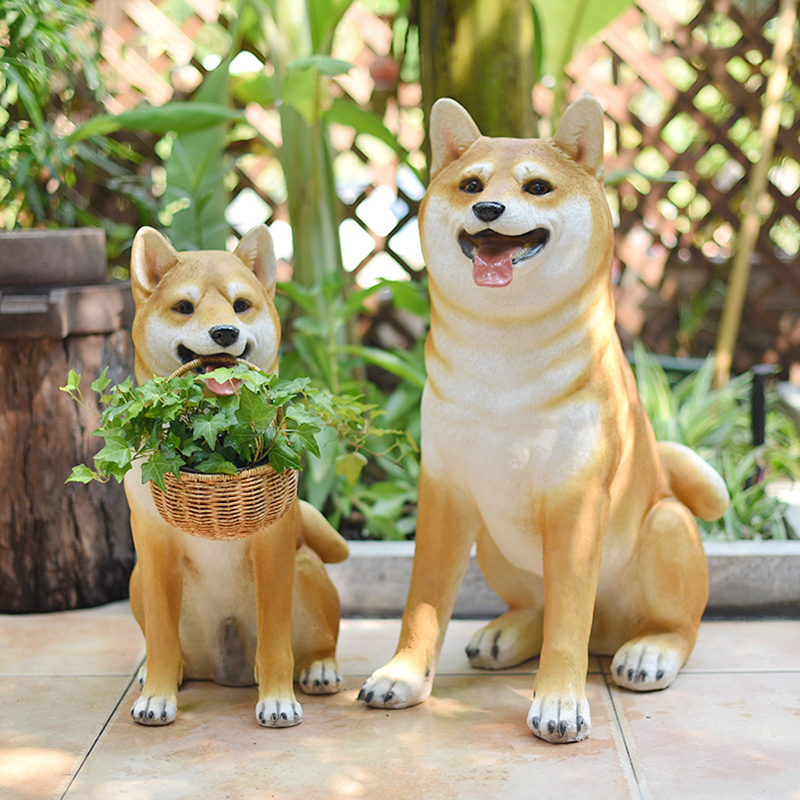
[125,225,348,727]
[359,97,728,742]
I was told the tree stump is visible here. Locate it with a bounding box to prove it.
[0,332,136,613]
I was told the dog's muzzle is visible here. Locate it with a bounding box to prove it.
[458,228,550,288]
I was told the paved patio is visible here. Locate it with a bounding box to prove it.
[1,602,798,800]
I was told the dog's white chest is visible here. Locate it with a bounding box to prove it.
[423,389,602,574]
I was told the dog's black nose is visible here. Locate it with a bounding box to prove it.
[209,325,240,348]
[472,201,505,222]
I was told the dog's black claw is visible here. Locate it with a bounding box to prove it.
[365,691,374,703]
[576,716,585,732]
[357,688,365,701]
[558,721,568,738]
[547,720,556,735]
[531,716,541,730]
[656,669,665,681]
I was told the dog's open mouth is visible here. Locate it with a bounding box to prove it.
[458,228,550,287]
[177,345,248,395]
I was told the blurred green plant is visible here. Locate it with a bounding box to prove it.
[633,342,800,541]
[277,275,426,539]
[530,0,634,124]
[0,0,158,250]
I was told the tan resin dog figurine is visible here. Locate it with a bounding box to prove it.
[359,97,728,743]
[125,225,348,727]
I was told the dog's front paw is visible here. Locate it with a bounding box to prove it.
[131,693,177,726]
[256,697,303,728]
[299,659,342,695]
[611,638,681,691]
[527,693,590,743]
[358,658,432,709]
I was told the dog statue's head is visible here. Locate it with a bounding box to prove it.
[129,225,281,384]
[420,96,613,315]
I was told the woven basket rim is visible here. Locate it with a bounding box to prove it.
[165,461,290,484]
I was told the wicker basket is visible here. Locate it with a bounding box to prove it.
[148,356,298,540]
[151,465,298,540]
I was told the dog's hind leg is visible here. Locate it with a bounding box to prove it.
[292,545,343,696]
[466,530,544,669]
[610,498,708,692]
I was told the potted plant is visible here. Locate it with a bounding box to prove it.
[61,357,380,540]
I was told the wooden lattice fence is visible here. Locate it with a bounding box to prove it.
[558,0,800,375]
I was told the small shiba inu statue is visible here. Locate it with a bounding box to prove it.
[125,225,348,727]
[359,97,728,742]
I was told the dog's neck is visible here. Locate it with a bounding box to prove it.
[424,249,619,414]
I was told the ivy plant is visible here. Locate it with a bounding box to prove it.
[61,363,382,492]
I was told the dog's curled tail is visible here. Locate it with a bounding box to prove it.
[658,441,729,521]
[299,500,350,563]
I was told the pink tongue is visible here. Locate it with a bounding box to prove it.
[204,366,241,396]
[473,244,514,287]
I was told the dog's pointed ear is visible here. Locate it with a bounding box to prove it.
[130,227,179,304]
[234,225,277,298]
[429,98,481,179]
[553,97,605,180]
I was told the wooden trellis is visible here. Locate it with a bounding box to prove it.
[561,0,800,375]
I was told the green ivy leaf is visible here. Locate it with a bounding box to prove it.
[235,385,277,430]
[66,464,96,484]
[141,452,171,492]
[192,452,239,475]
[91,367,111,394]
[268,440,303,473]
[61,370,82,394]
[336,452,368,485]
[95,436,132,470]
[193,412,227,449]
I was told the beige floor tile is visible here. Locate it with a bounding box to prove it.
[685,620,800,672]
[0,601,143,677]
[610,672,800,800]
[339,618,603,677]
[65,673,636,800]
[0,675,133,800]
[599,619,800,678]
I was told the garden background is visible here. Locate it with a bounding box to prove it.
[1,0,799,567]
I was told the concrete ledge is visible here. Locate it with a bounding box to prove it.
[328,540,800,619]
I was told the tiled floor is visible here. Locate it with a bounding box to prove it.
[1,604,798,800]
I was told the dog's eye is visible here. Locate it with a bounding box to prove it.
[233,299,250,313]
[460,178,483,194]
[524,180,553,196]
[173,300,194,315]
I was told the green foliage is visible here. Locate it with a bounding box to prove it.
[530,0,634,121]
[632,343,800,540]
[61,363,387,493]
[277,276,426,539]
[0,0,157,239]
